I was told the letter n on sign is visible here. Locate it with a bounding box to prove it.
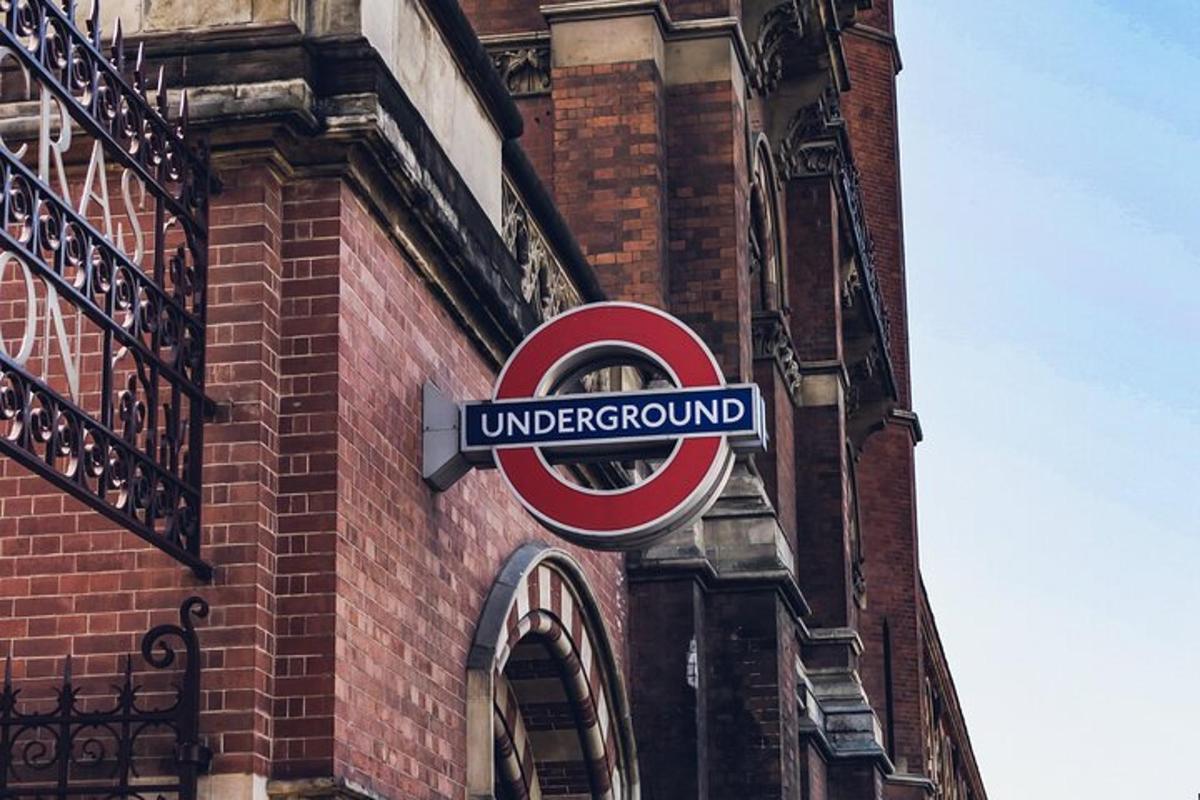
[0,0,213,578]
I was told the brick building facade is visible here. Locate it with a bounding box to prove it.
[0,1,986,799]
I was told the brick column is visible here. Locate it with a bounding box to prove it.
[840,3,931,789]
[272,176,343,779]
[785,178,853,630]
[665,43,752,379]
[628,578,708,799]
[549,9,668,306]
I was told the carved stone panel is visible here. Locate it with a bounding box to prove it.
[488,41,551,98]
[501,178,583,322]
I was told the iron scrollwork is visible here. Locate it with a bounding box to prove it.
[0,0,212,577]
[0,596,212,800]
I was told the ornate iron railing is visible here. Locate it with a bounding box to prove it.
[0,0,212,577]
[0,596,210,800]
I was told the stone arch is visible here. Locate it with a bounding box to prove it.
[467,543,640,800]
[750,134,786,312]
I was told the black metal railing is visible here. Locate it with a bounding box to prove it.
[0,0,212,578]
[0,596,211,800]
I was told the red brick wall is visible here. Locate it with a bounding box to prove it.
[0,161,289,776]
[666,80,752,380]
[856,427,922,774]
[0,165,633,796]
[552,62,668,307]
[515,94,556,189]
[841,6,930,786]
[273,176,342,777]
[785,178,842,364]
[325,180,628,798]
[754,360,798,547]
[705,591,791,799]
[842,34,910,404]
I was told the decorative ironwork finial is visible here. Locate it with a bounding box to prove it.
[134,41,146,97]
[111,17,124,71]
[177,89,190,139]
[155,65,167,115]
[87,0,102,45]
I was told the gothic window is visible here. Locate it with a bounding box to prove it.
[750,138,785,312]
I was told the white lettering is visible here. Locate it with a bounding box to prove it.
[577,407,596,432]
[696,400,719,426]
[597,406,619,432]
[0,47,31,159]
[722,398,746,424]
[621,404,640,430]
[641,402,666,428]
[533,409,555,436]
[481,412,504,438]
[508,411,530,437]
[557,406,575,435]
[42,286,82,402]
[38,90,72,201]
[119,169,147,262]
[668,401,692,427]
[78,141,116,240]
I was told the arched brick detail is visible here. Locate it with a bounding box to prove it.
[468,543,640,800]
[494,674,542,800]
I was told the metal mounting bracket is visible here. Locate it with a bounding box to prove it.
[422,381,474,491]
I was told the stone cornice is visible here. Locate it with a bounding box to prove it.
[541,0,671,27]
[890,408,924,444]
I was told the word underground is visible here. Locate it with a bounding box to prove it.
[462,385,762,452]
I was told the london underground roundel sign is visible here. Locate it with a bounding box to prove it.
[422,302,767,550]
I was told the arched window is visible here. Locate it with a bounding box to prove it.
[467,544,641,800]
[749,137,785,312]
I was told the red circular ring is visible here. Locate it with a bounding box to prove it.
[494,303,727,540]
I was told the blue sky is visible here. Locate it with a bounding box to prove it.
[894,1,1199,797]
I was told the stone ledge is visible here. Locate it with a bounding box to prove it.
[266,777,384,800]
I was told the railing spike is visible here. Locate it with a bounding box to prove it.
[3,652,11,690]
[63,653,73,685]
[156,65,167,114]
[178,90,189,138]
[112,17,124,71]
[88,0,102,46]
[134,42,145,96]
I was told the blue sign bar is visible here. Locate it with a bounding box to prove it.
[462,385,765,453]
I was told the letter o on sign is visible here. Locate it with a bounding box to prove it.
[492,303,736,550]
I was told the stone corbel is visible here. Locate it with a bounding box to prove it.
[483,33,552,97]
